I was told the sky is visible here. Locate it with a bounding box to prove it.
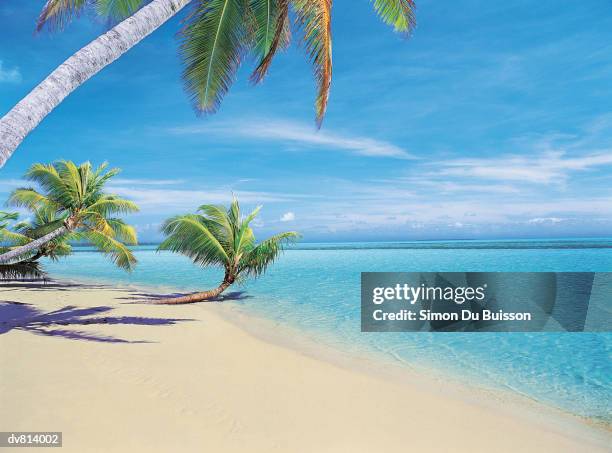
[1,0,612,242]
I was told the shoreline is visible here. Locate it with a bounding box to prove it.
[34,275,612,426]
[13,275,612,432]
[1,279,610,451]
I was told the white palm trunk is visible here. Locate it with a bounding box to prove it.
[0,225,67,264]
[0,0,192,169]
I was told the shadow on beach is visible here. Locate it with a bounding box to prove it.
[119,291,253,304]
[0,301,194,343]
[0,279,115,292]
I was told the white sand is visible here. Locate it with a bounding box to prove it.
[0,282,609,452]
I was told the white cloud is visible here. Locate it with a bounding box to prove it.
[527,217,564,224]
[0,61,21,84]
[280,212,295,222]
[110,178,184,186]
[171,119,413,159]
[433,151,612,184]
[109,186,297,212]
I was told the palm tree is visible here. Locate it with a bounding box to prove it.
[0,160,139,270]
[156,198,299,303]
[0,0,415,168]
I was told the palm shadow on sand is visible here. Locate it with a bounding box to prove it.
[119,291,253,304]
[0,301,194,343]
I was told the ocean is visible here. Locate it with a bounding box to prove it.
[44,239,612,422]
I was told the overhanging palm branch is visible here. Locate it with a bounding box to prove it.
[156,197,299,303]
[371,0,416,34]
[180,0,249,114]
[292,0,332,126]
[40,0,411,123]
[249,0,291,83]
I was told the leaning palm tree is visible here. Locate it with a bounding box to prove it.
[156,198,299,303]
[0,160,139,270]
[0,0,416,168]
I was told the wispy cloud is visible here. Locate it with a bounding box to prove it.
[170,119,414,159]
[432,151,612,184]
[0,60,21,84]
[110,178,184,186]
[110,186,298,212]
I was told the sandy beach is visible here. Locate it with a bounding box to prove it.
[0,281,609,453]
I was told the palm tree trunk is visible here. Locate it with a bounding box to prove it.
[0,0,192,169]
[156,280,232,304]
[0,225,67,264]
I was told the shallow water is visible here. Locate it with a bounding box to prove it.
[45,240,612,421]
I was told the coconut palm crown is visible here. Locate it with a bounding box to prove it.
[156,198,299,303]
[0,160,139,270]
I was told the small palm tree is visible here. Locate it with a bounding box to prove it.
[156,198,299,303]
[0,161,139,270]
[0,0,416,168]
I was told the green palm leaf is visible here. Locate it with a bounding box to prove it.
[37,0,88,31]
[371,0,416,34]
[239,231,298,277]
[249,0,291,83]
[78,230,137,271]
[95,0,146,21]
[159,214,230,266]
[8,189,54,211]
[180,0,249,114]
[292,0,333,126]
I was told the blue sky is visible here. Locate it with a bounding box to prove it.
[1,0,612,242]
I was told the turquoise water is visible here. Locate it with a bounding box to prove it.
[44,240,612,422]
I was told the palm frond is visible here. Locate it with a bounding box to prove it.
[197,204,233,253]
[7,188,54,211]
[85,195,140,217]
[249,0,291,83]
[235,205,261,254]
[80,212,116,237]
[106,218,138,245]
[95,0,146,21]
[292,0,332,126]
[180,0,248,114]
[371,0,416,34]
[158,214,230,266]
[79,230,137,271]
[239,231,299,277]
[0,229,31,247]
[37,0,88,31]
[0,211,19,225]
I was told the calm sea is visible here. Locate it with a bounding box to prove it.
[45,239,612,422]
